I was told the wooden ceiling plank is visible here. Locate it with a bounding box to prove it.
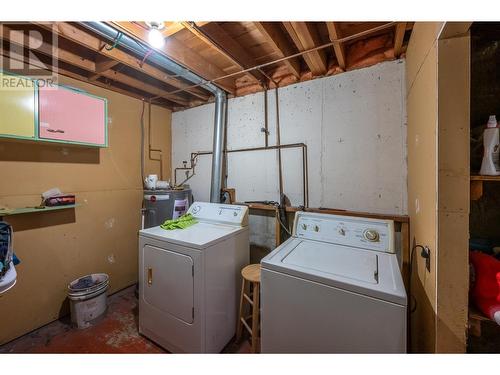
[283,22,327,76]
[253,22,301,79]
[182,21,265,85]
[112,21,236,94]
[325,22,346,70]
[33,22,211,101]
[394,22,407,58]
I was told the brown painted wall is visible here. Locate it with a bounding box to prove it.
[0,73,171,344]
[407,22,470,353]
[406,22,442,353]
[436,34,470,353]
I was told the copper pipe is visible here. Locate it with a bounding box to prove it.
[148,100,163,180]
[179,143,309,207]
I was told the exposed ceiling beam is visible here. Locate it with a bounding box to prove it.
[283,22,327,76]
[394,22,407,58]
[253,22,301,79]
[33,22,211,102]
[1,25,189,107]
[111,21,236,94]
[98,69,189,106]
[182,21,266,85]
[0,45,172,109]
[325,22,346,70]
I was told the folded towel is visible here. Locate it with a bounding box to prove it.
[160,214,198,230]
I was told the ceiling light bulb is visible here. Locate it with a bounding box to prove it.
[148,27,165,49]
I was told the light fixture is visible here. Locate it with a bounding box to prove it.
[145,21,165,49]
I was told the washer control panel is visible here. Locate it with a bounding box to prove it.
[187,201,249,226]
[294,212,395,253]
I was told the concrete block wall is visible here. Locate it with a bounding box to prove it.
[172,60,407,250]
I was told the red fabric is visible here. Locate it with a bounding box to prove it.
[469,251,500,321]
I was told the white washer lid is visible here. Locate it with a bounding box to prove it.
[139,222,244,250]
[262,238,407,306]
[282,241,378,284]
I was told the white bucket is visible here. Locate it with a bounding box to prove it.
[67,273,109,329]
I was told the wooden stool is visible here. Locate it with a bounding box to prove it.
[236,264,261,353]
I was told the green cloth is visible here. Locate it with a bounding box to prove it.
[160,214,198,230]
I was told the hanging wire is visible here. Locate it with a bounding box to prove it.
[104,32,124,51]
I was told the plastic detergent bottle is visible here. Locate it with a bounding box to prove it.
[480,115,500,176]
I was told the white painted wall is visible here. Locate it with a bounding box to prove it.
[172,60,407,249]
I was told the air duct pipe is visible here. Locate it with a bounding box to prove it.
[81,22,228,203]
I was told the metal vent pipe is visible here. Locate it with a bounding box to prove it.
[81,22,228,203]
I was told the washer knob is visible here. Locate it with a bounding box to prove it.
[363,229,380,242]
[338,227,346,236]
[301,223,307,230]
[314,225,320,232]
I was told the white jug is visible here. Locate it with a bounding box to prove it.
[144,174,158,190]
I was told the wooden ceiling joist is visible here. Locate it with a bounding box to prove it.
[253,22,301,79]
[283,22,327,76]
[111,21,236,94]
[182,22,266,85]
[89,55,120,80]
[98,69,189,106]
[34,22,210,102]
[326,22,346,70]
[1,22,414,111]
[394,22,407,58]
[0,45,173,109]
[0,25,187,107]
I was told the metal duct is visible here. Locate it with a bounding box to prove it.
[210,91,227,203]
[81,22,228,202]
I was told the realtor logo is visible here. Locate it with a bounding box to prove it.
[0,22,58,88]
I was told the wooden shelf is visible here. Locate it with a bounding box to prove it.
[235,202,409,223]
[0,204,79,218]
[470,175,500,200]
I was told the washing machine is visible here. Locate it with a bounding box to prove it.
[261,211,407,353]
[138,202,249,353]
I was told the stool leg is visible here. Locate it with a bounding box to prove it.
[251,282,260,353]
[236,278,246,341]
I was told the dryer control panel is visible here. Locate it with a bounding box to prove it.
[187,202,249,226]
[293,212,395,253]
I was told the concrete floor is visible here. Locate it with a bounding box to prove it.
[0,286,250,354]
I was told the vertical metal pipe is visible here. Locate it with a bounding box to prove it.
[275,88,284,197]
[210,91,227,203]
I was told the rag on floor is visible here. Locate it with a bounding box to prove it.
[160,214,198,230]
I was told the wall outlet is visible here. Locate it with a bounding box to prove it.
[421,246,431,272]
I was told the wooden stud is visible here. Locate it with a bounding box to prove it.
[326,22,347,70]
[283,22,327,76]
[254,22,301,79]
[182,22,266,85]
[112,21,236,94]
[34,22,211,102]
[394,22,407,58]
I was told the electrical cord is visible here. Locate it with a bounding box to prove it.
[244,200,291,236]
[409,244,429,314]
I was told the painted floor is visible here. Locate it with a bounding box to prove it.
[0,286,251,354]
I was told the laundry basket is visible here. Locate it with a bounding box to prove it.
[67,273,109,329]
